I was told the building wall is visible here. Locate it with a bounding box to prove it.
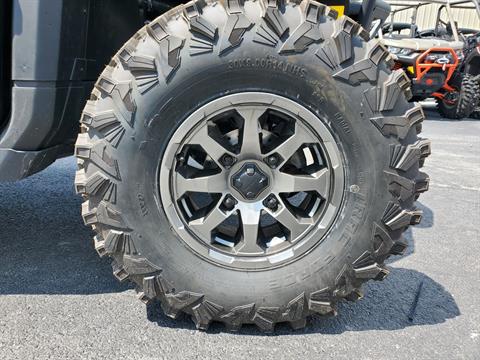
[386,1,480,30]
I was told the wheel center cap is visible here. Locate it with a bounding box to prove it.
[231,162,269,200]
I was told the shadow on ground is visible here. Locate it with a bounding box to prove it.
[0,158,130,295]
[0,158,460,334]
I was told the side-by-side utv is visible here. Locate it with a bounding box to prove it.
[0,0,431,331]
[379,0,480,119]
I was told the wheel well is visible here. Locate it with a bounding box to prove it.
[139,0,378,22]
[140,0,182,20]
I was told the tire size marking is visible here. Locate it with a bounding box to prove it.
[228,57,307,78]
[334,112,352,134]
[137,192,149,216]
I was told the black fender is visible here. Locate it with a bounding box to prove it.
[464,47,480,76]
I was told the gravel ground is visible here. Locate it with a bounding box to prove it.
[0,111,478,360]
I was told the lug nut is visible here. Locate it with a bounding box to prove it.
[267,155,278,168]
[221,154,235,168]
[223,196,237,211]
[176,154,186,163]
[264,195,278,210]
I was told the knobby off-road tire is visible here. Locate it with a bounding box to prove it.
[471,108,480,119]
[437,74,480,119]
[469,75,480,119]
[75,0,431,332]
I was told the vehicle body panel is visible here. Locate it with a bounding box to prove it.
[0,0,142,181]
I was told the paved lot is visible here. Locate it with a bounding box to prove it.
[0,111,478,359]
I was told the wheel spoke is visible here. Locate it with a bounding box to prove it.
[273,168,330,197]
[268,203,312,240]
[190,126,234,164]
[189,205,228,241]
[237,204,263,254]
[237,108,264,157]
[175,172,227,197]
[267,122,313,165]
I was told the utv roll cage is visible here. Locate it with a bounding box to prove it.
[379,0,480,42]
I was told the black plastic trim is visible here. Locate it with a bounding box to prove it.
[0,0,12,132]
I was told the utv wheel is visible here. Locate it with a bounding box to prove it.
[75,0,430,331]
[437,74,480,119]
